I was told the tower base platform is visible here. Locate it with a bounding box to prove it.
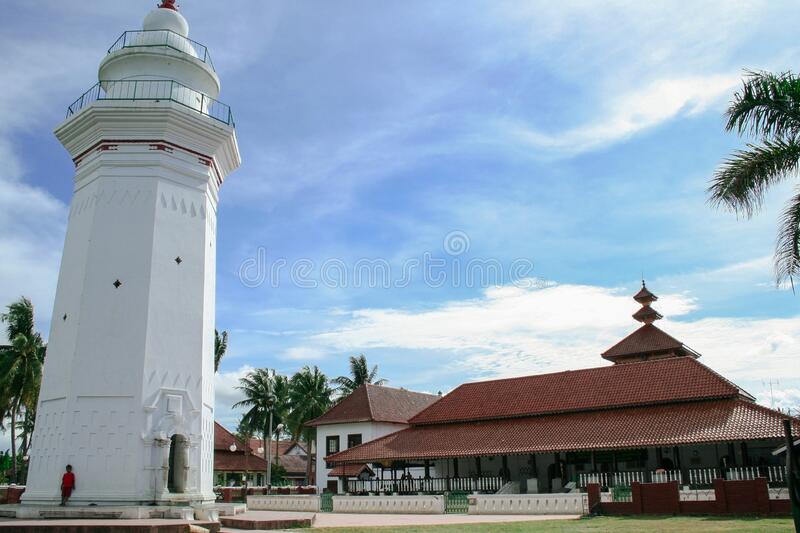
[0,502,252,531]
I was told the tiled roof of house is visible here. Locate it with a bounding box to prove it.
[214,450,269,472]
[248,438,305,459]
[244,437,309,476]
[601,324,697,361]
[327,399,800,464]
[307,384,440,427]
[410,357,740,425]
[214,422,269,471]
[328,463,374,477]
[214,422,256,452]
[279,454,308,476]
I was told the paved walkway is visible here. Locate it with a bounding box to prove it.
[220,510,580,531]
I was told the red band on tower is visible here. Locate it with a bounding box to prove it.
[158,0,178,11]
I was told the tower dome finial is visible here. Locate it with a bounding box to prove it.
[158,0,178,11]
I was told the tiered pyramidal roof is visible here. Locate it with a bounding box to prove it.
[601,282,699,364]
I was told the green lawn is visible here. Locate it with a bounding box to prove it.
[313,516,794,533]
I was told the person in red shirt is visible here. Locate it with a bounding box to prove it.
[60,465,75,506]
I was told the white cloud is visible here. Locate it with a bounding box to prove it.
[503,74,738,155]
[755,387,800,415]
[312,283,698,375]
[282,346,328,361]
[308,279,800,389]
[0,40,97,340]
[214,365,253,429]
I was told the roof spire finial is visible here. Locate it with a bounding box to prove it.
[632,281,661,324]
[158,0,178,11]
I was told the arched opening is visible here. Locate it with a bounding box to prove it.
[167,434,188,493]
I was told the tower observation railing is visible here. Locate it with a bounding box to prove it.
[66,80,235,127]
[107,30,214,69]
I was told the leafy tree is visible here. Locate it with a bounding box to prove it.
[709,70,800,286]
[214,329,228,372]
[0,451,11,483]
[270,462,287,485]
[0,298,45,483]
[235,419,255,490]
[333,354,386,397]
[288,366,332,484]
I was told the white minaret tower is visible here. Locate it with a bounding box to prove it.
[23,1,239,506]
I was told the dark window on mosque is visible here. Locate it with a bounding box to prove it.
[326,435,340,455]
[347,434,362,448]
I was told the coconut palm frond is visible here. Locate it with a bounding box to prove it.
[708,138,800,217]
[775,189,800,287]
[214,329,228,373]
[726,70,800,139]
[333,354,387,396]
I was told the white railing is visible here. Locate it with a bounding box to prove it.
[767,466,787,484]
[725,466,787,484]
[612,471,645,486]
[578,473,608,488]
[726,466,759,480]
[650,470,682,484]
[689,468,719,486]
[347,476,503,494]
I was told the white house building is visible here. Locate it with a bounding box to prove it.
[307,384,439,493]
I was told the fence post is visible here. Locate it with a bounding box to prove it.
[631,482,643,514]
[755,477,770,515]
[713,478,727,514]
[587,483,601,514]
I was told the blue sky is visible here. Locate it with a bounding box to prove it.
[1,1,799,432]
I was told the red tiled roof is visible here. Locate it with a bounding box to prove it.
[632,306,662,323]
[214,422,257,452]
[328,399,800,464]
[633,286,657,304]
[214,422,270,472]
[243,437,309,475]
[214,450,268,472]
[279,454,308,475]
[248,438,305,459]
[601,324,698,361]
[307,384,439,426]
[328,463,374,477]
[410,357,738,425]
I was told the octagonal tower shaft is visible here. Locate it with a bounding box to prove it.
[22,4,240,506]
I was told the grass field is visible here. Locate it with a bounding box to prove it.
[314,516,794,533]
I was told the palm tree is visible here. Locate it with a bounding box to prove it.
[233,368,279,486]
[0,298,45,484]
[288,366,332,484]
[271,374,291,466]
[332,354,387,396]
[709,70,800,287]
[15,409,36,484]
[214,329,228,372]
